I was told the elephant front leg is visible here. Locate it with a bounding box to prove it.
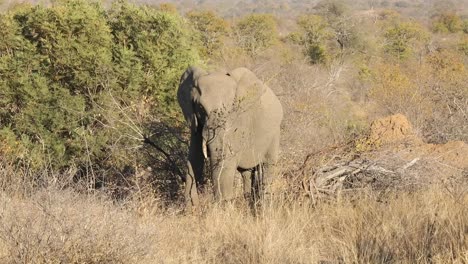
[185,161,200,210]
[185,133,205,210]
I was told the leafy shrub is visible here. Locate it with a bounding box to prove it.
[295,14,331,64]
[431,12,463,33]
[383,21,429,60]
[0,0,199,186]
[314,0,349,18]
[1,1,113,170]
[187,10,228,57]
[459,36,468,55]
[306,44,328,64]
[463,19,468,34]
[293,8,362,65]
[233,13,278,56]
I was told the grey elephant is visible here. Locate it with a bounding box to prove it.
[178,66,283,208]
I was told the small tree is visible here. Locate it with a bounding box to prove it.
[234,13,277,56]
[459,37,468,55]
[314,0,348,18]
[463,20,468,34]
[432,12,463,33]
[310,1,362,62]
[296,14,331,64]
[186,10,228,57]
[383,21,429,60]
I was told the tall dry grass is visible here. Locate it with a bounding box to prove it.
[0,181,466,263]
[0,189,157,263]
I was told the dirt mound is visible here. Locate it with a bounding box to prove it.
[370,114,467,169]
[298,114,467,198]
[369,114,420,145]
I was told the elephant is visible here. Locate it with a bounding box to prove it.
[177,66,283,208]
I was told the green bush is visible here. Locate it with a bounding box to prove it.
[459,37,468,55]
[186,10,228,57]
[431,13,463,33]
[305,44,328,64]
[314,0,349,18]
[463,19,468,34]
[383,21,429,60]
[0,0,199,183]
[295,14,331,64]
[233,13,278,56]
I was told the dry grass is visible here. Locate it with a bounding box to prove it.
[0,182,466,263]
[0,189,157,263]
[154,185,468,264]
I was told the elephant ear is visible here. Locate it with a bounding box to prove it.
[177,66,207,132]
[228,67,266,110]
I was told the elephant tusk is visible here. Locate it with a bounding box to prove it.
[202,139,208,160]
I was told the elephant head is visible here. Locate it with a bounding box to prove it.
[178,66,266,159]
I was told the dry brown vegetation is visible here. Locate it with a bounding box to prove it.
[1,112,467,263]
[1,0,468,263]
[0,177,467,263]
